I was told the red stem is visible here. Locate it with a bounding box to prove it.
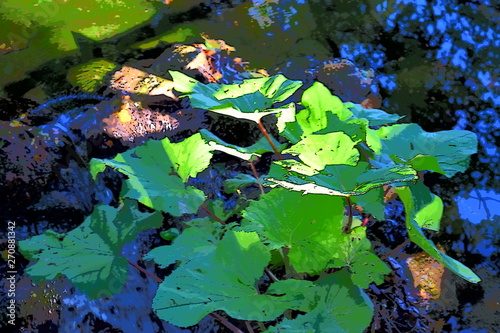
[127,259,163,283]
[201,204,226,224]
[257,120,282,160]
[210,312,244,333]
[249,161,265,195]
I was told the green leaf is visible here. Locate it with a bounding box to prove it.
[18,201,163,299]
[278,82,345,142]
[170,71,302,122]
[152,230,312,327]
[242,188,346,274]
[266,162,417,197]
[283,132,360,170]
[267,270,374,333]
[163,133,214,183]
[396,182,443,231]
[224,173,259,193]
[90,134,211,216]
[345,102,404,126]
[328,227,391,288]
[144,226,218,268]
[395,186,481,283]
[370,124,477,177]
[351,188,385,220]
[200,128,286,161]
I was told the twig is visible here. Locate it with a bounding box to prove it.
[209,312,244,333]
[256,120,282,160]
[201,204,226,224]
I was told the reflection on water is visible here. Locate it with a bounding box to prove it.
[455,189,500,225]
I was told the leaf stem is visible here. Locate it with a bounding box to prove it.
[264,267,279,282]
[126,259,163,283]
[249,160,265,195]
[257,321,267,332]
[342,196,353,234]
[245,321,255,333]
[209,312,244,333]
[201,204,226,224]
[257,120,282,160]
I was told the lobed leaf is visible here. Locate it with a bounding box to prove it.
[369,124,477,177]
[266,270,374,333]
[18,201,163,299]
[90,134,212,216]
[152,230,312,327]
[282,132,360,170]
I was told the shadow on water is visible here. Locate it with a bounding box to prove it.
[1,0,499,332]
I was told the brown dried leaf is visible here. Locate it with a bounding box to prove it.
[406,247,445,300]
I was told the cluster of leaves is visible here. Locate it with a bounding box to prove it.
[19,72,480,332]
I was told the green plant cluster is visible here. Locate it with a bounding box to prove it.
[19,72,480,332]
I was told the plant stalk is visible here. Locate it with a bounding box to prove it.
[249,160,265,194]
[209,312,244,333]
[342,196,354,234]
[126,259,163,283]
[257,120,282,160]
[201,204,226,224]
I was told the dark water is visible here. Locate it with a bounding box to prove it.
[1,0,499,332]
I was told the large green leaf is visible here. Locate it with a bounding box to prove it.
[170,71,302,122]
[278,82,346,142]
[266,161,417,197]
[151,230,313,327]
[395,186,481,283]
[90,134,211,216]
[369,124,477,177]
[144,226,218,268]
[242,188,388,283]
[345,102,404,126]
[267,270,374,333]
[242,188,346,274]
[396,182,443,231]
[18,201,163,299]
[328,227,391,288]
[282,132,360,170]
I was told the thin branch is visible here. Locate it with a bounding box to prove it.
[201,204,226,224]
[257,120,282,160]
[209,312,244,333]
